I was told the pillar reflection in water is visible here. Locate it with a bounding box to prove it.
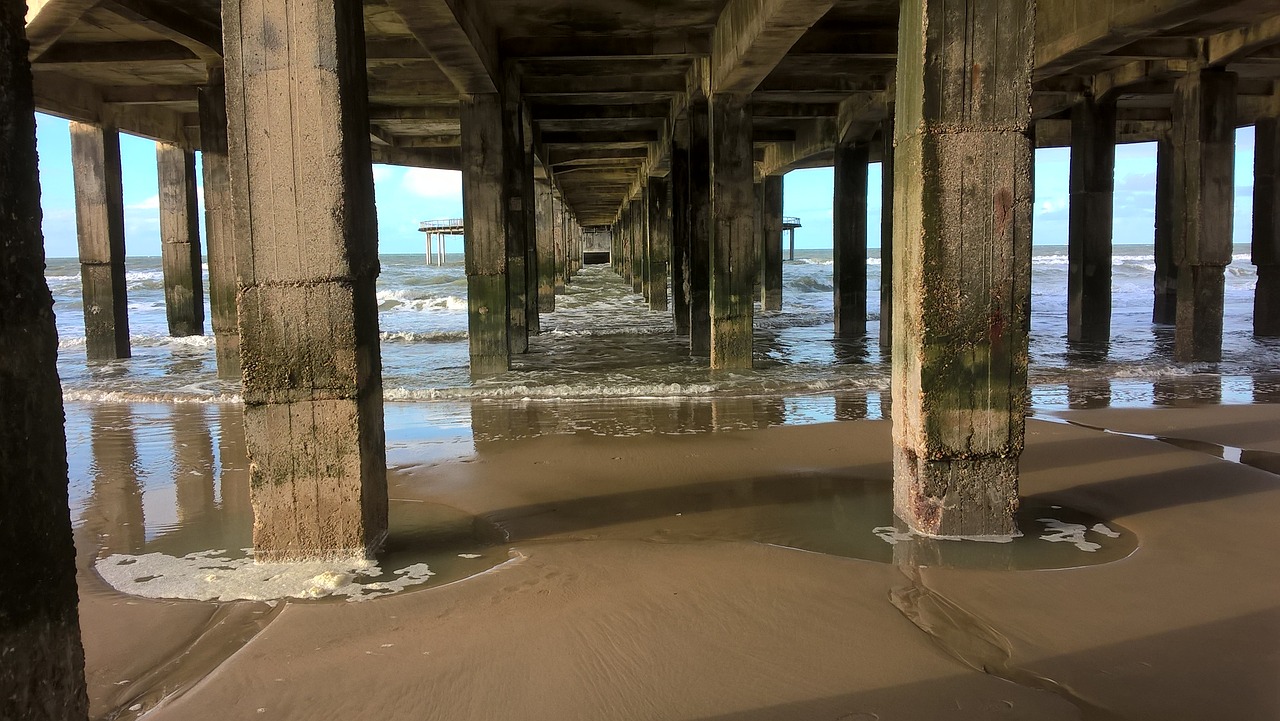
[85,405,144,554]
[171,405,215,523]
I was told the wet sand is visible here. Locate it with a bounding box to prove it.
[73,401,1280,720]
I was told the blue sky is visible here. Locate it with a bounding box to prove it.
[34,112,1256,258]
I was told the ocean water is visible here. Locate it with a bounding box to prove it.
[46,243,1280,421]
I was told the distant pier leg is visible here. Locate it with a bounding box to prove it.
[521,111,539,335]
[891,0,1034,538]
[879,110,895,352]
[157,142,205,338]
[0,1,90,712]
[536,179,556,312]
[461,93,511,376]
[1173,69,1237,363]
[689,96,713,357]
[762,175,784,312]
[709,92,754,370]
[648,175,671,312]
[223,0,388,561]
[553,195,566,295]
[671,122,692,334]
[633,194,646,296]
[1067,95,1116,345]
[199,70,241,378]
[834,139,869,339]
[70,121,131,361]
[1253,115,1280,337]
[502,71,529,354]
[1153,132,1178,325]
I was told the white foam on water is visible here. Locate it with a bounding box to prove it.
[1037,518,1102,552]
[872,526,914,545]
[1091,523,1121,539]
[380,330,469,343]
[95,550,436,602]
[62,389,242,404]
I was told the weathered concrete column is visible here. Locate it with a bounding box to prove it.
[1,2,90,712]
[502,73,529,354]
[223,0,387,560]
[460,94,510,376]
[754,181,765,295]
[761,175,784,312]
[834,139,869,338]
[1172,69,1237,362]
[522,113,539,335]
[1067,95,1116,344]
[553,195,566,294]
[879,111,896,351]
[1253,115,1280,336]
[710,93,755,369]
[891,0,1035,538]
[1153,132,1177,325]
[671,125,692,335]
[535,180,556,312]
[648,175,671,311]
[199,69,241,377]
[70,121,131,361]
[689,97,713,356]
[156,142,205,338]
[633,192,646,295]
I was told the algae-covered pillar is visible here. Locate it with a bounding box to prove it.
[199,68,241,377]
[535,179,556,313]
[834,139,869,338]
[502,71,530,354]
[1067,95,1116,345]
[1253,114,1280,337]
[1172,68,1237,363]
[223,0,388,560]
[689,96,713,357]
[632,191,646,296]
[70,121,131,361]
[1153,132,1177,325]
[553,193,566,295]
[461,94,510,376]
[879,112,896,351]
[710,92,755,369]
[156,142,205,338]
[648,175,671,311]
[671,122,693,335]
[0,1,90,714]
[891,0,1034,538]
[761,175,784,312]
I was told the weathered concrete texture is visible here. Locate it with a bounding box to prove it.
[689,97,713,357]
[0,0,90,714]
[1172,69,1236,363]
[710,93,755,370]
[648,176,671,311]
[1253,116,1280,337]
[761,175,783,312]
[199,72,240,378]
[632,194,646,296]
[156,142,205,338]
[891,0,1035,538]
[535,180,556,313]
[522,113,539,336]
[70,121,130,361]
[834,140,869,338]
[1067,96,1116,344]
[671,127,692,335]
[223,0,387,561]
[1153,133,1177,326]
[460,93,510,376]
[552,195,566,295]
[879,113,895,351]
[502,73,529,354]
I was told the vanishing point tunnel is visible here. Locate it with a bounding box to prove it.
[4,0,1280,716]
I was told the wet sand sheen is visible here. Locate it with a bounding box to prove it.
[73,402,1280,720]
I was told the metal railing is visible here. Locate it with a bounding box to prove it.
[782,216,802,228]
[418,219,465,233]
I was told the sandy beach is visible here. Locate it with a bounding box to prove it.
[70,399,1280,721]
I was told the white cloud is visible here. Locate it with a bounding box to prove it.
[128,194,160,211]
[402,167,462,198]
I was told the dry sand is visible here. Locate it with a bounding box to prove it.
[74,402,1280,720]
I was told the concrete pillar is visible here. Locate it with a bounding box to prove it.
[1153,133,1178,325]
[1067,95,1116,344]
[879,112,896,351]
[689,97,713,356]
[535,180,556,312]
[648,175,671,311]
[671,125,692,335]
[1253,115,1280,336]
[223,0,388,560]
[761,175,784,312]
[157,142,205,338]
[460,94,510,376]
[710,93,755,370]
[502,73,529,354]
[834,139,869,338]
[891,0,1035,538]
[200,70,241,377]
[522,112,539,336]
[633,193,646,295]
[1,1,90,711]
[754,181,765,296]
[70,121,131,361]
[1172,69,1237,363]
[553,195,566,294]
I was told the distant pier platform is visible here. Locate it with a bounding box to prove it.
[419,219,465,265]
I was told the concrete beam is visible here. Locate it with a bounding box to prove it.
[711,0,836,94]
[1208,11,1280,66]
[96,0,223,63]
[23,0,97,59]
[385,0,499,94]
[503,34,711,59]
[34,72,189,146]
[35,40,199,64]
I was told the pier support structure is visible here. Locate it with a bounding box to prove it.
[536,179,556,313]
[689,97,713,357]
[1153,132,1177,325]
[199,69,241,377]
[710,93,754,369]
[648,175,671,311]
[879,112,896,351]
[1,2,90,714]
[156,142,205,338]
[834,139,869,339]
[553,193,566,295]
[502,72,530,354]
[671,123,692,335]
[761,175,784,312]
[223,0,388,560]
[1172,68,1237,363]
[461,94,510,376]
[1254,114,1280,337]
[70,121,130,361]
[1067,95,1116,345]
[891,0,1035,538]
[632,192,646,296]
